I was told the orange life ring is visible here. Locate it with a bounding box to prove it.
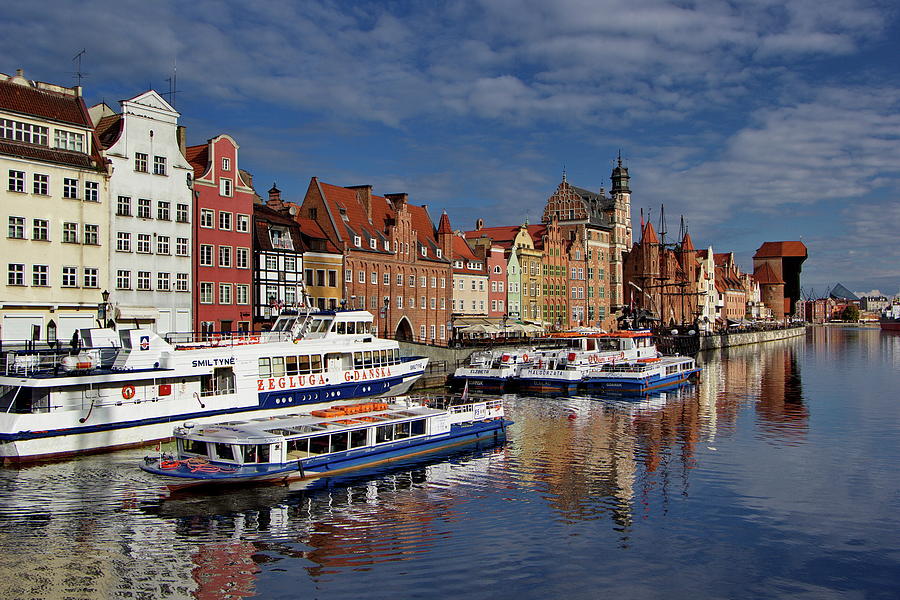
[522,353,529,362]
[122,385,136,400]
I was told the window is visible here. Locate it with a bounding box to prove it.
[358,270,365,284]
[157,236,170,255]
[383,272,390,286]
[63,222,78,244]
[137,198,151,219]
[62,266,78,287]
[266,255,278,270]
[8,217,24,239]
[408,275,415,287]
[420,276,427,287]
[237,284,249,304]
[32,265,48,286]
[83,224,99,245]
[153,155,166,175]
[137,271,151,290]
[116,232,131,252]
[219,246,232,267]
[354,235,361,247]
[157,272,170,291]
[222,157,231,171]
[31,174,48,195]
[328,270,337,287]
[134,152,148,172]
[117,196,131,216]
[200,282,213,303]
[236,214,249,232]
[8,170,24,192]
[420,325,426,340]
[157,201,170,220]
[200,209,214,228]
[32,219,48,241]
[397,273,403,286]
[219,178,232,197]
[176,273,189,292]
[136,233,151,253]
[397,296,403,309]
[346,270,352,283]
[372,271,377,284]
[219,211,232,230]
[370,238,377,249]
[7,264,24,286]
[176,237,189,256]
[236,247,249,268]
[75,267,98,291]
[84,181,99,202]
[285,255,296,272]
[54,129,84,152]
[200,244,213,266]
[116,269,131,289]
[176,203,189,223]
[1,119,48,145]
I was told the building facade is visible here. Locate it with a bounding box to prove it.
[1,69,109,342]
[186,135,256,334]
[90,91,193,334]
[300,179,452,343]
[252,200,305,329]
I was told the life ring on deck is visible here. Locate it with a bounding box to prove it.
[122,385,136,400]
[522,353,529,362]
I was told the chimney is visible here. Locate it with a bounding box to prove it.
[176,125,187,158]
[384,192,408,210]
[16,68,24,77]
[268,183,283,210]
[348,185,373,221]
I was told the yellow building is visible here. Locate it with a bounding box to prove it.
[0,70,109,342]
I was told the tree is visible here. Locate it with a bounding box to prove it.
[841,304,860,322]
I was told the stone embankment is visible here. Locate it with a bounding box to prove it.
[401,325,808,390]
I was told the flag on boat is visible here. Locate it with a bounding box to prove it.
[461,378,469,400]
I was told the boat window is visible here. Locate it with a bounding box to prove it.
[586,339,595,351]
[201,367,235,396]
[392,349,399,364]
[325,353,345,371]
[286,355,298,376]
[362,322,371,334]
[310,355,322,373]
[394,421,411,439]
[346,322,356,334]
[287,437,309,458]
[410,419,426,436]
[309,434,330,455]
[330,431,349,453]
[378,350,385,366]
[272,357,286,377]
[181,438,207,457]
[353,352,363,369]
[363,351,372,367]
[336,322,346,335]
[259,357,271,377]
[350,428,368,448]
[375,424,394,444]
[298,355,311,374]
[213,443,236,462]
[241,444,270,464]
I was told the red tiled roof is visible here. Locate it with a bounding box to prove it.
[713,252,731,266]
[753,262,784,284]
[0,139,95,168]
[94,114,122,149]
[681,232,695,252]
[452,235,477,260]
[184,143,209,178]
[318,181,442,257]
[438,212,452,234]
[296,217,340,254]
[0,78,90,126]
[641,221,659,244]
[464,225,522,246]
[754,241,807,258]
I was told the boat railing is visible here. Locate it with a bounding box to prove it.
[424,395,504,413]
[595,363,647,373]
[166,330,291,348]
[1,346,108,377]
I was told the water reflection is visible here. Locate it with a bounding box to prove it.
[2,329,897,599]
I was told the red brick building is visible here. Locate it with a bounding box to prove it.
[753,241,808,320]
[186,135,256,334]
[300,178,452,343]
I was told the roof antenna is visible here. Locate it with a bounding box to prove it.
[162,59,181,107]
[72,49,88,86]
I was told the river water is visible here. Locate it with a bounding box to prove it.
[1,327,898,599]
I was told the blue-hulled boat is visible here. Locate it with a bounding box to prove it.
[581,356,701,394]
[141,396,510,489]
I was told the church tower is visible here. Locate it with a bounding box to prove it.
[610,151,632,249]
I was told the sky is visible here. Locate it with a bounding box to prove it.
[3,0,899,297]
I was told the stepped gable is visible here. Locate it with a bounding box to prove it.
[755,241,807,258]
[753,262,784,284]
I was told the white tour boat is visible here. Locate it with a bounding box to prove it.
[451,347,538,392]
[0,309,427,463]
[581,356,701,394]
[141,395,511,489]
[516,330,659,394]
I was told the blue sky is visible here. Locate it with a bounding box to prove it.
[4,0,899,297]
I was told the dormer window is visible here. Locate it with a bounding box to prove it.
[354,235,361,247]
[436,249,442,258]
[421,247,427,257]
[269,227,293,250]
[383,240,389,251]
[370,238,377,249]
[222,157,231,171]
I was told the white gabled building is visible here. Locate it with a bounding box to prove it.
[90,91,193,334]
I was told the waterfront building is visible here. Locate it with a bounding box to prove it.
[506,246,522,320]
[185,135,256,334]
[252,195,304,329]
[753,241,808,320]
[449,231,488,318]
[540,160,633,330]
[860,295,889,312]
[90,91,193,333]
[295,217,343,312]
[299,178,452,343]
[695,247,718,331]
[0,70,109,342]
[714,252,749,325]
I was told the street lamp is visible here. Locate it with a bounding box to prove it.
[97,289,110,327]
